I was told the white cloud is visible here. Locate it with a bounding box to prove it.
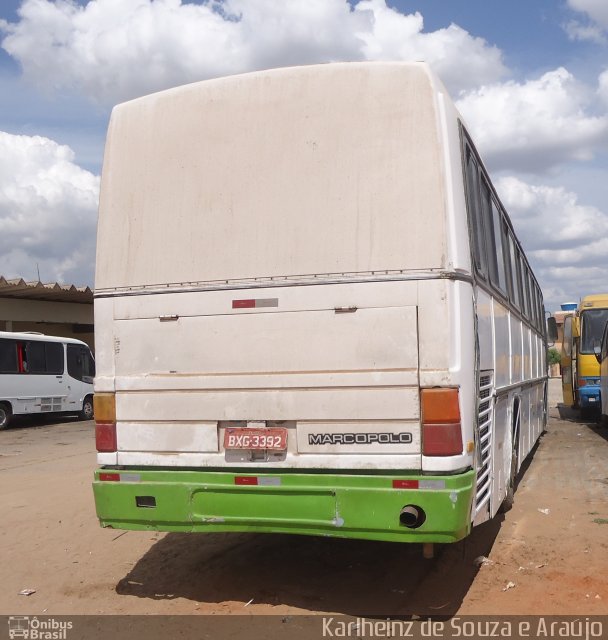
[0,131,99,285]
[568,0,608,30]
[599,69,608,105]
[496,176,608,308]
[457,68,608,173]
[351,0,506,93]
[0,0,507,105]
[563,19,606,44]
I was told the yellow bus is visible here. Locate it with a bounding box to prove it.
[561,294,608,418]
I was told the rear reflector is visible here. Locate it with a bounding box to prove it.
[96,421,117,453]
[232,298,279,309]
[421,388,463,456]
[393,479,419,489]
[392,479,447,490]
[235,476,258,485]
[232,299,256,308]
[99,472,120,482]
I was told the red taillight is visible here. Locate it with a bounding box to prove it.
[422,423,463,456]
[96,421,117,452]
[421,388,463,456]
[235,476,258,485]
[94,393,116,452]
[578,378,587,387]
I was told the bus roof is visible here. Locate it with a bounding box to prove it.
[580,294,608,309]
[96,62,459,292]
[0,331,90,347]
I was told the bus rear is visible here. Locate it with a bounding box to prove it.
[93,63,478,543]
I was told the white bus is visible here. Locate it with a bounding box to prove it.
[0,331,95,429]
[93,62,547,549]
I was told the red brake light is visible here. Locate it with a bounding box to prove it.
[421,388,463,456]
[422,423,463,456]
[96,421,117,452]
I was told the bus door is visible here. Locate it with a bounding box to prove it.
[561,315,575,406]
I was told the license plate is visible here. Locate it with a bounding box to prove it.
[224,427,287,451]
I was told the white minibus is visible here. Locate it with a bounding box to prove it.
[0,331,95,428]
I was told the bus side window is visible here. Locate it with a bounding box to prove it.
[485,195,507,294]
[528,273,535,326]
[525,268,533,323]
[518,254,530,319]
[0,338,18,373]
[67,345,95,383]
[535,285,543,332]
[82,350,95,383]
[45,343,64,374]
[508,234,522,309]
[25,341,47,374]
[21,341,64,375]
[503,223,514,302]
[529,278,538,329]
[530,286,540,329]
[465,147,487,279]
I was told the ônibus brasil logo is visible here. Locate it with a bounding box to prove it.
[8,617,73,640]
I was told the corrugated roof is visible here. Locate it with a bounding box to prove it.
[0,277,93,304]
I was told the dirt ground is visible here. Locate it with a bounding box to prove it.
[1,378,607,617]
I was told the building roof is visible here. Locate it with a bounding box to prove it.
[0,277,93,304]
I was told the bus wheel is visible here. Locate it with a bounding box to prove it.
[0,403,12,430]
[79,396,94,421]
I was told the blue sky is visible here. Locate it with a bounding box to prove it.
[0,0,607,311]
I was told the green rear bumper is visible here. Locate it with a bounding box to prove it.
[93,468,476,543]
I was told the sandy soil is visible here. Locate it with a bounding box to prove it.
[1,378,607,617]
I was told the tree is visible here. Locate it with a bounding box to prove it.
[547,347,561,366]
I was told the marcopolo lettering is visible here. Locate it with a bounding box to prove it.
[308,432,413,445]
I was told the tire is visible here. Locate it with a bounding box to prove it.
[0,403,12,430]
[580,406,596,421]
[79,396,94,421]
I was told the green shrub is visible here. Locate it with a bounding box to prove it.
[548,347,561,365]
